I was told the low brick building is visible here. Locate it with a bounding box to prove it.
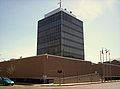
[0,54,120,83]
[92,60,120,81]
[0,54,92,83]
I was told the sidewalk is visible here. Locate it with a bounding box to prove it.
[34,81,101,87]
[34,80,120,87]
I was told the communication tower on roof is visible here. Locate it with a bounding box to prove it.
[58,0,62,8]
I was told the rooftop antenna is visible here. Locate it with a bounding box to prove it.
[58,0,62,8]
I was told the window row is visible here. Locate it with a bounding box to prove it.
[62,37,84,45]
[38,20,61,32]
[62,12,72,22]
[62,45,84,55]
[38,33,60,44]
[62,25,83,38]
[62,12,83,27]
[62,42,84,50]
[62,21,83,33]
[62,24,83,33]
[38,12,61,27]
[38,24,61,33]
[37,45,61,55]
[62,30,83,39]
[38,27,61,38]
[37,40,60,49]
[62,31,84,43]
[62,51,84,59]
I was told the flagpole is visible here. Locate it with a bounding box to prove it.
[100,50,103,82]
[102,48,104,63]
[108,50,111,81]
[102,48,105,82]
[100,51,102,63]
[105,48,108,81]
[105,48,108,62]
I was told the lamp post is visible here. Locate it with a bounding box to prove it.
[43,53,48,84]
[57,70,62,85]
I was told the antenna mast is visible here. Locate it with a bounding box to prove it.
[59,0,61,8]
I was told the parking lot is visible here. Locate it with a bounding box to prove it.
[0,82,120,89]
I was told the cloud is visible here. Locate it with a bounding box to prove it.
[69,0,118,21]
[105,0,117,9]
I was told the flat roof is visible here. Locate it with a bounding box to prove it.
[0,54,91,63]
[37,54,91,63]
[44,8,76,18]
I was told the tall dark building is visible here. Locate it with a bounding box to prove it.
[37,8,84,60]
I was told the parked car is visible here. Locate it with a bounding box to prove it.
[0,77,14,86]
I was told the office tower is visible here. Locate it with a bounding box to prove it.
[37,8,84,60]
